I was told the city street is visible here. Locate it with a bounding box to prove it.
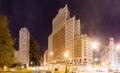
[1,1,120,73]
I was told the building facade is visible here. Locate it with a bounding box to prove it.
[101,38,119,68]
[48,34,53,64]
[50,4,69,63]
[14,51,20,62]
[47,5,93,66]
[65,16,81,59]
[74,34,93,66]
[19,27,30,66]
[44,50,49,65]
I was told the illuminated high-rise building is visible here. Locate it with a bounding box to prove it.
[47,4,93,66]
[65,16,81,59]
[19,27,30,66]
[74,34,93,66]
[44,50,49,65]
[101,37,119,68]
[50,4,69,63]
[48,34,53,63]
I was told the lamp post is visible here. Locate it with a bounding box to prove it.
[64,52,69,73]
[91,41,99,49]
[30,61,33,66]
[116,44,120,53]
[50,51,53,63]
[92,58,98,72]
[91,41,99,72]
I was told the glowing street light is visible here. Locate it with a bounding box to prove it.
[53,60,56,63]
[44,62,46,65]
[117,44,120,49]
[50,51,53,55]
[49,51,53,63]
[64,52,69,58]
[91,41,99,72]
[91,41,99,49]
[30,61,33,66]
[115,44,120,53]
[64,52,69,73]
[94,58,98,62]
[92,58,98,72]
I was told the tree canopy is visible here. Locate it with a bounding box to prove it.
[0,15,15,68]
[29,35,40,66]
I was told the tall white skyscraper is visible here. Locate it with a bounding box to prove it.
[101,37,119,68]
[19,27,30,66]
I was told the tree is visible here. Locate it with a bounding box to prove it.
[29,36,40,66]
[0,16,15,69]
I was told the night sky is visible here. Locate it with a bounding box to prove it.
[1,0,120,56]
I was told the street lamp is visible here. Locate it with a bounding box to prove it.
[50,51,53,55]
[30,61,33,66]
[116,44,120,52]
[91,41,100,58]
[64,52,69,73]
[92,58,98,72]
[94,58,98,62]
[50,51,53,63]
[91,41,99,72]
[53,60,56,63]
[64,52,69,58]
[91,41,99,49]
